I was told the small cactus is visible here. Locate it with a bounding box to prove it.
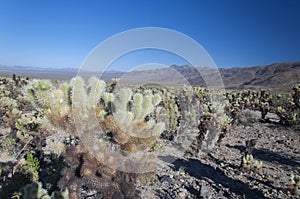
[289,174,300,196]
[253,160,263,171]
[242,154,253,169]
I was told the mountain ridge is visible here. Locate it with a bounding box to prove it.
[1,61,299,91]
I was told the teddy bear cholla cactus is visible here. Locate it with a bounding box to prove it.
[99,88,165,151]
[199,99,232,151]
[25,76,165,173]
[95,85,165,172]
[289,174,300,196]
[292,84,300,108]
[26,79,72,129]
[136,86,180,141]
[102,88,163,137]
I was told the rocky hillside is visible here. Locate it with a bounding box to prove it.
[120,62,300,91]
[220,62,300,90]
[169,62,300,91]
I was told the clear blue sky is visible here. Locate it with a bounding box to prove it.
[0,0,299,71]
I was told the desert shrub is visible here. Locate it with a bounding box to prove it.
[19,181,69,199]
[236,109,259,123]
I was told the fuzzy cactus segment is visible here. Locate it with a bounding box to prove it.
[115,88,133,111]
[87,76,106,109]
[132,93,143,119]
[71,76,88,119]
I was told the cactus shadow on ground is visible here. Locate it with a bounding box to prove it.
[170,158,266,199]
[227,145,300,168]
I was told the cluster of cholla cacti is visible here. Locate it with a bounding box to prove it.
[0,75,37,161]
[0,76,63,198]
[225,85,300,125]
[276,84,300,125]
[134,84,232,156]
[174,85,232,156]
[2,73,299,198]
[226,89,272,121]
[0,76,29,128]
[6,75,231,197]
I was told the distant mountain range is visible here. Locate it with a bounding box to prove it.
[169,62,300,91]
[1,62,300,91]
